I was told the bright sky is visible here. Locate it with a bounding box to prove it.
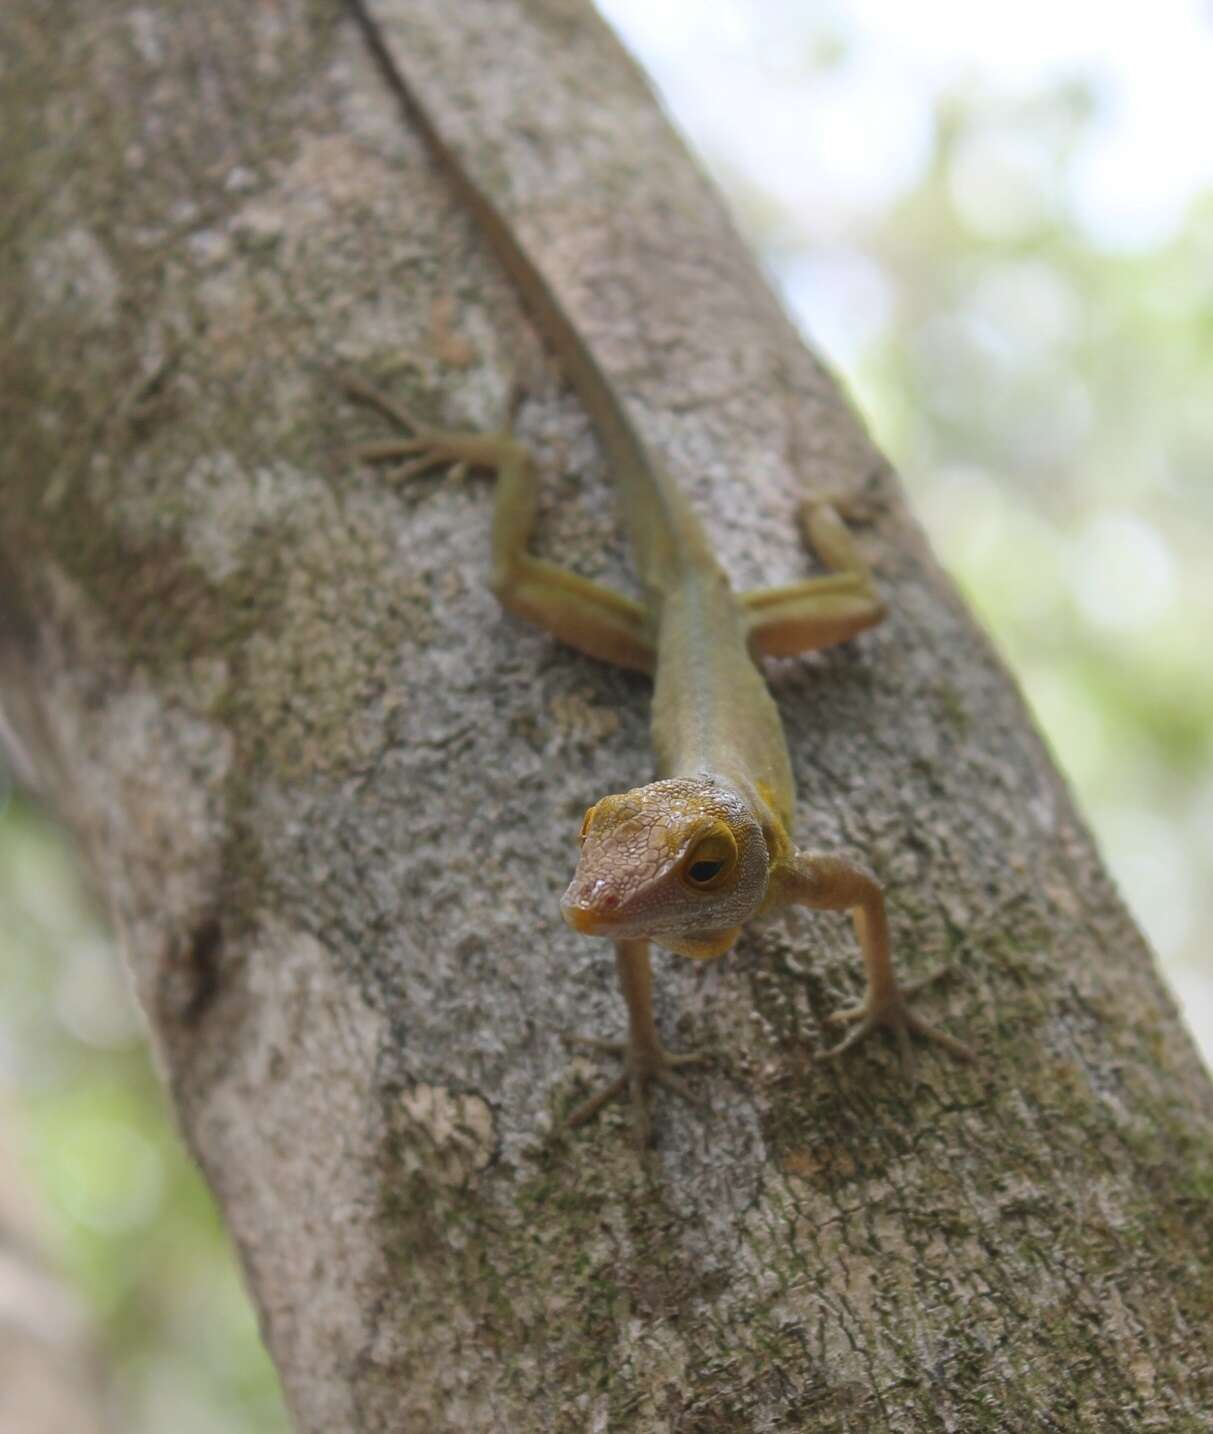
[599,0,1213,250]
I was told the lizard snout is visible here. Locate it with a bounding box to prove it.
[560,877,621,937]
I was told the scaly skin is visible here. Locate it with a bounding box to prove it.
[341,32,973,1146]
[345,386,974,1148]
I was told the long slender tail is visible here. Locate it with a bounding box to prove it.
[343,0,713,596]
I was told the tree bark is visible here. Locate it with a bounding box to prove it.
[2,1,1212,1430]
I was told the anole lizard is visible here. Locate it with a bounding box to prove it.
[346,1,974,1145]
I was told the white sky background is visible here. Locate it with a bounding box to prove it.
[598,0,1213,1064]
[598,0,1213,251]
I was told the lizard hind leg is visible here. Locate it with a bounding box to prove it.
[742,498,887,658]
[342,375,655,673]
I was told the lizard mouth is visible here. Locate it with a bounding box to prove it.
[561,900,615,937]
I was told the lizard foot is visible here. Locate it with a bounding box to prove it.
[821,967,975,1077]
[339,374,499,479]
[563,1034,707,1149]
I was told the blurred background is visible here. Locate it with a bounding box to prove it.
[2,1,1210,1426]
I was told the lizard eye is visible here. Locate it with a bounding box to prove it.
[682,829,737,889]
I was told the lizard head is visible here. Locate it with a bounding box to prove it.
[560,777,769,959]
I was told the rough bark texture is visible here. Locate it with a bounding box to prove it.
[2,1,1212,1430]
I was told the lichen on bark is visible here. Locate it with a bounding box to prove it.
[1,1,1211,1430]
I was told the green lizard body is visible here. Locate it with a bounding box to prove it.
[347,7,972,1144]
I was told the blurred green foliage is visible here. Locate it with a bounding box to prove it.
[1,18,1211,1430]
[845,87,1213,1023]
[0,787,289,1432]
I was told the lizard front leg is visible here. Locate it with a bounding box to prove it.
[772,852,974,1072]
[565,939,705,1148]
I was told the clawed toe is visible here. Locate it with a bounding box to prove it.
[825,1002,868,1027]
[562,1034,710,1147]
[662,1047,707,1070]
[339,374,428,436]
[566,1074,628,1130]
[821,1014,881,1059]
[340,374,484,481]
[563,1032,628,1056]
[821,971,974,1076]
[653,1067,703,1108]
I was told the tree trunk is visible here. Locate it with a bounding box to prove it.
[2,1,1211,1429]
